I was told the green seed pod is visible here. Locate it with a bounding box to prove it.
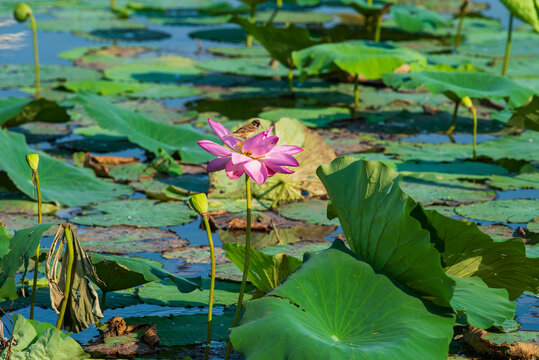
[13,3,32,23]
[189,193,208,215]
[461,96,473,109]
[26,153,39,171]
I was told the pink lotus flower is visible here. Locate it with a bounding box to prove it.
[197,119,303,185]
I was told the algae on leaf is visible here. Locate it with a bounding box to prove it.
[0,130,133,206]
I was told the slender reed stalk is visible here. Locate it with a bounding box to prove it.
[224,175,253,360]
[502,14,514,76]
[246,4,256,48]
[353,74,359,108]
[56,226,74,330]
[455,0,469,49]
[203,214,215,360]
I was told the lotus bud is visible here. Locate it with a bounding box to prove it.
[461,96,473,109]
[26,154,39,172]
[13,3,32,23]
[189,193,208,216]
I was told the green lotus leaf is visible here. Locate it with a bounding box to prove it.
[476,132,539,162]
[71,199,196,227]
[230,243,455,360]
[293,40,426,80]
[196,57,293,77]
[455,199,538,224]
[103,58,202,83]
[0,223,55,289]
[506,94,539,131]
[0,130,133,206]
[230,15,328,68]
[458,32,539,58]
[0,64,101,89]
[77,92,218,162]
[0,98,69,128]
[383,71,534,108]
[317,158,455,305]
[0,224,16,301]
[500,0,539,32]
[1,314,89,359]
[487,172,539,190]
[340,0,389,16]
[390,4,451,33]
[223,242,302,294]
[258,106,350,128]
[128,0,224,11]
[411,206,539,299]
[88,253,201,294]
[207,46,269,57]
[277,199,340,225]
[448,275,516,329]
[255,10,333,24]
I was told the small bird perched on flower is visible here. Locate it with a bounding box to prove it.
[223,119,262,140]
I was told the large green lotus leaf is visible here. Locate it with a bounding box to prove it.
[0,130,132,206]
[77,92,217,162]
[383,71,534,108]
[0,65,101,89]
[476,132,539,162]
[209,118,336,204]
[104,62,202,83]
[411,206,539,299]
[293,41,425,79]
[0,225,16,301]
[3,314,89,359]
[395,161,508,180]
[124,310,235,347]
[487,172,539,190]
[61,80,141,95]
[317,158,454,305]
[196,57,292,77]
[77,225,188,254]
[390,4,452,33]
[277,199,340,225]
[459,32,539,58]
[449,275,516,329]
[230,15,328,68]
[88,253,201,293]
[71,199,195,227]
[455,199,538,223]
[62,80,202,99]
[223,242,302,294]
[506,95,539,131]
[230,243,455,360]
[0,223,55,289]
[138,278,253,307]
[0,98,69,128]
[258,107,350,128]
[500,0,539,32]
[385,141,472,162]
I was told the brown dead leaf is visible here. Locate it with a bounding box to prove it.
[463,326,539,360]
[228,217,271,233]
[91,154,139,165]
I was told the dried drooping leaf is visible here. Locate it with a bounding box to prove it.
[462,326,539,359]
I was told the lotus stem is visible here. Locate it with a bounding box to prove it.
[354,74,359,108]
[225,175,253,360]
[502,14,513,76]
[29,170,41,320]
[455,0,469,49]
[446,101,460,139]
[246,4,256,48]
[367,0,372,5]
[14,4,40,99]
[470,106,477,159]
[265,0,282,25]
[110,0,115,10]
[203,214,215,360]
[56,225,74,330]
[288,68,293,93]
[374,15,382,42]
[100,291,107,310]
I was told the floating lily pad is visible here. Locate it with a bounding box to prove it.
[256,10,333,24]
[87,28,171,42]
[487,172,539,190]
[0,98,69,128]
[0,130,133,207]
[277,199,340,226]
[77,92,218,163]
[207,46,269,57]
[104,57,202,83]
[162,246,227,264]
[390,4,452,34]
[197,57,293,77]
[396,161,508,180]
[507,95,539,131]
[459,32,539,58]
[76,226,188,254]
[62,80,202,99]
[0,198,57,215]
[189,28,247,43]
[258,107,350,128]
[0,65,101,89]
[108,163,157,182]
[72,199,195,227]
[385,141,472,162]
[38,15,146,33]
[208,198,272,213]
[138,278,253,307]
[476,132,539,162]
[455,199,539,223]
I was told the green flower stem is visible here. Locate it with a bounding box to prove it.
[56,225,74,330]
[502,14,513,76]
[203,214,215,360]
[110,0,115,10]
[455,0,469,49]
[246,4,256,48]
[265,0,282,25]
[354,74,359,108]
[374,15,382,42]
[224,175,253,360]
[29,12,40,99]
[367,0,372,5]
[470,106,477,159]
[288,68,294,93]
[100,291,107,310]
[29,171,42,320]
[446,101,460,137]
